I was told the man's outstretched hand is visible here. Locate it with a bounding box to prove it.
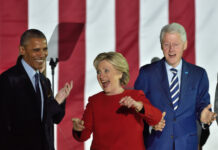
[55,81,73,104]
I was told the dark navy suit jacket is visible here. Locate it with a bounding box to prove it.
[134,58,210,150]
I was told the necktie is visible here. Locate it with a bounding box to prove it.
[35,73,42,119]
[169,68,179,110]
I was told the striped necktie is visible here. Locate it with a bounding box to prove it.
[169,68,179,110]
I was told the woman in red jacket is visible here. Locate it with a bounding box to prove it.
[72,52,163,150]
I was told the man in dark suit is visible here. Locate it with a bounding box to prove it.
[0,29,72,150]
[134,23,216,150]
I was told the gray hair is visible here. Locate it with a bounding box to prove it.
[160,23,187,43]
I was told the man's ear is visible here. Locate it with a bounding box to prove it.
[19,46,25,55]
[183,41,188,51]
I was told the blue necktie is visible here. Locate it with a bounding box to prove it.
[170,68,179,110]
[35,73,43,119]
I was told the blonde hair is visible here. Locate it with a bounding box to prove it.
[93,52,130,86]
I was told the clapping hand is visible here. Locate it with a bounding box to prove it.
[55,81,73,104]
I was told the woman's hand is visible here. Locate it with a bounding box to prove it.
[119,96,143,112]
[72,118,85,131]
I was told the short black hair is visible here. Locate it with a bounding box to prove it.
[20,29,46,46]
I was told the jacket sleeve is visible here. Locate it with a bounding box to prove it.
[135,90,162,126]
[73,97,93,142]
[44,77,65,124]
[196,70,210,121]
[0,74,14,147]
[134,66,148,92]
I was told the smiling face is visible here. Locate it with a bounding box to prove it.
[97,60,124,95]
[19,38,48,71]
[161,32,187,67]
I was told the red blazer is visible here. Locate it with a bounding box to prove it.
[73,89,161,150]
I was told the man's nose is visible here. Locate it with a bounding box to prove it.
[169,43,176,51]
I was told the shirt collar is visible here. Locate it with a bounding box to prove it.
[21,58,39,80]
[165,59,182,72]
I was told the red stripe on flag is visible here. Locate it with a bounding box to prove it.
[169,0,196,64]
[58,0,86,149]
[115,0,140,87]
[0,0,27,73]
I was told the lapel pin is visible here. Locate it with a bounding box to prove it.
[185,71,188,75]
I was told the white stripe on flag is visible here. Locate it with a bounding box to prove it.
[139,0,168,67]
[196,1,218,149]
[28,0,58,40]
[28,0,58,149]
[85,0,115,149]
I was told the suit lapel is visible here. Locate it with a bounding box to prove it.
[17,62,38,99]
[16,56,37,98]
[40,74,49,122]
[176,60,190,113]
[16,57,42,119]
[155,59,174,110]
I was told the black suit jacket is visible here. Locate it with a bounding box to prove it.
[0,56,65,150]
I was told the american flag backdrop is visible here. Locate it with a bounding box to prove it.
[0,0,218,149]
